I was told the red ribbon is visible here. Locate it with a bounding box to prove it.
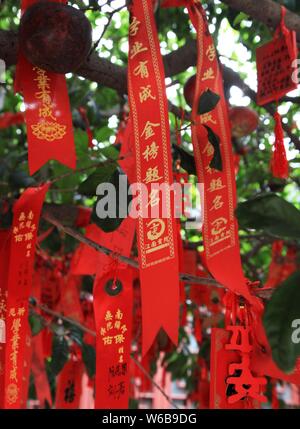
[55,349,83,409]
[0,229,10,408]
[128,0,180,355]
[15,0,76,175]
[185,2,262,311]
[93,268,133,408]
[3,183,49,408]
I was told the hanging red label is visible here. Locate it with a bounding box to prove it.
[3,183,49,408]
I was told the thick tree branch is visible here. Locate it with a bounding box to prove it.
[221,0,300,44]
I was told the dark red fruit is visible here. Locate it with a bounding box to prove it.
[19,2,92,74]
[229,106,259,138]
[183,74,196,108]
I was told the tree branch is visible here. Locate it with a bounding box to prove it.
[221,0,300,44]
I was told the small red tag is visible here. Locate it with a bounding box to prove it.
[256,30,298,105]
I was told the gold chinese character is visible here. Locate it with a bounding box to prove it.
[211,217,228,235]
[206,44,216,61]
[200,113,217,125]
[129,16,141,36]
[118,347,124,354]
[14,235,23,243]
[114,320,121,330]
[114,334,125,344]
[208,178,225,193]
[139,85,156,103]
[141,121,160,140]
[143,142,159,161]
[121,325,127,334]
[19,212,25,222]
[143,166,163,184]
[210,195,224,211]
[27,211,34,220]
[202,67,215,81]
[39,104,56,120]
[147,189,160,208]
[146,218,166,241]
[103,336,113,345]
[130,41,148,59]
[106,321,113,331]
[133,60,149,79]
[115,309,123,320]
[100,327,106,336]
[17,307,25,317]
[105,311,113,321]
[202,142,214,157]
[24,232,33,241]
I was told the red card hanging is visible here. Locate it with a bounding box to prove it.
[210,327,266,409]
[256,6,298,179]
[15,0,76,175]
[256,7,298,106]
[55,349,83,409]
[3,183,49,409]
[128,0,180,355]
[93,268,133,409]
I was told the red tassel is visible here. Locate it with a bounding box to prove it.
[271,111,289,179]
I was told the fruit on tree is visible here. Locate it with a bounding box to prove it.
[19,2,92,74]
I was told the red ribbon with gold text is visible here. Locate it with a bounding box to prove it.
[185,1,262,310]
[93,268,133,408]
[3,183,49,408]
[128,0,180,354]
[15,0,76,175]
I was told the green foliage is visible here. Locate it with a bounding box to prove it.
[29,312,45,337]
[236,193,300,239]
[50,335,70,376]
[82,343,96,379]
[197,89,220,115]
[263,271,300,373]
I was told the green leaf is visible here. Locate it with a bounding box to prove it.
[204,125,222,171]
[82,343,96,378]
[233,12,249,27]
[68,324,84,347]
[8,170,36,189]
[50,336,69,375]
[91,167,130,233]
[172,144,196,175]
[236,193,300,238]
[263,271,300,373]
[197,89,220,115]
[29,313,45,336]
[78,163,117,197]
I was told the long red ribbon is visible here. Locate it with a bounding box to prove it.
[93,268,133,408]
[128,0,180,355]
[3,184,49,408]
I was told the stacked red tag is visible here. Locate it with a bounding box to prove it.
[256,6,298,179]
